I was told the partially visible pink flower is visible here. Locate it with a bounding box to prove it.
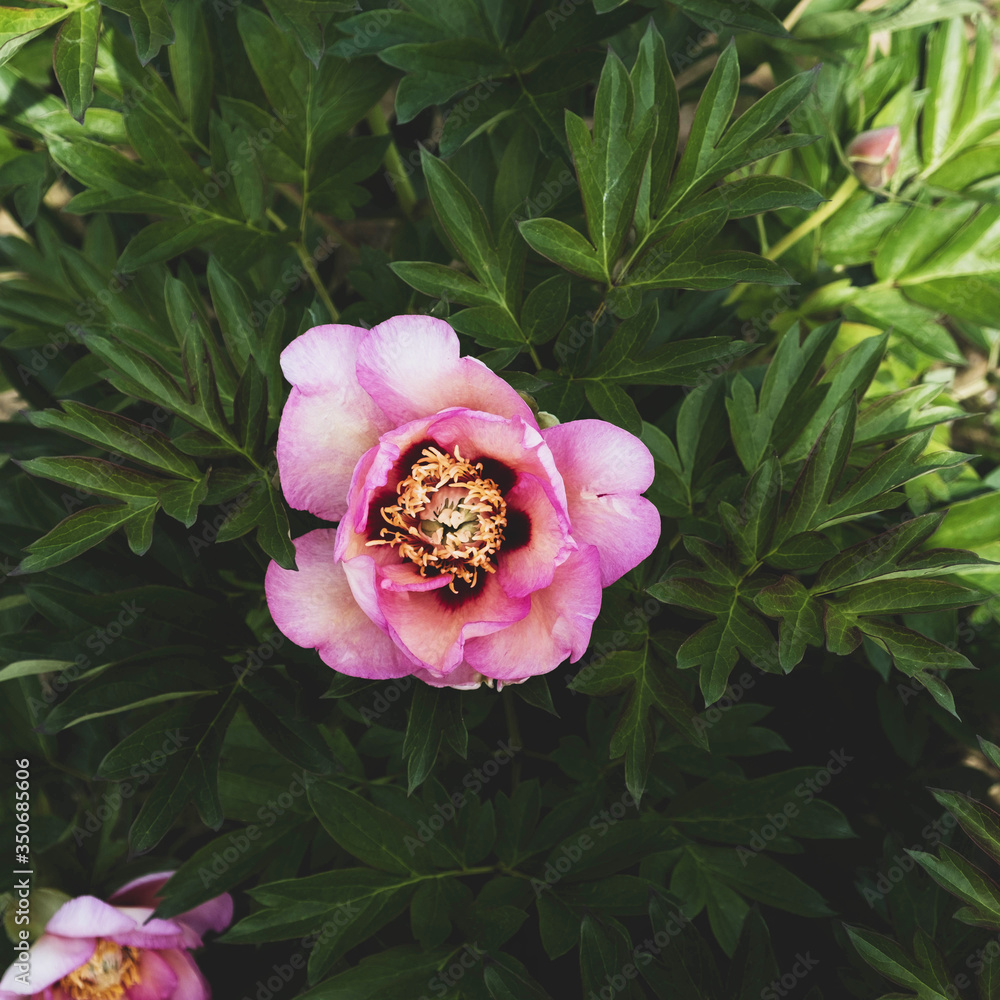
[0,874,231,1000]
[846,125,901,189]
[266,316,661,689]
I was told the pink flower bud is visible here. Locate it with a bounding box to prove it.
[846,126,901,189]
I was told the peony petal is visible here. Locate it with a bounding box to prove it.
[543,420,660,586]
[266,529,415,679]
[376,570,530,676]
[0,935,95,995]
[414,662,485,690]
[173,895,232,939]
[465,545,603,682]
[125,949,178,1000]
[46,898,137,939]
[496,473,575,598]
[277,324,392,522]
[356,316,535,426]
[153,950,209,1000]
[108,908,186,950]
[108,874,172,909]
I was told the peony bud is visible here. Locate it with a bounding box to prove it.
[846,126,901,189]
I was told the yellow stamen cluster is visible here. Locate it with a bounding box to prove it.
[59,939,141,1000]
[367,446,507,591]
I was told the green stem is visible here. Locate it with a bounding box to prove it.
[725,174,859,306]
[266,208,340,321]
[502,686,523,791]
[368,104,418,218]
[765,174,859,263]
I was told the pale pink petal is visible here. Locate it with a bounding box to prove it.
[414,662,485,690]
[108,907,185,950]
[543,420,660,586]
[154,950,209,1000]
[356,315,535,425]
[0,934,95,994]
[266,529,415,679]
[125,949,177,1000]
[277,324,392,522]
[172,895,232,939]
[496,473,575,598]
[108,874,171,908]
[465,545,603,681]
[376,571,530,675]
[46,898,136,939]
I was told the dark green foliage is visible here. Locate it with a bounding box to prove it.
[2,3,1000,999]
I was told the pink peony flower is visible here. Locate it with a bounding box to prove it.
[0,874,232,1000]
[265,316,660,689]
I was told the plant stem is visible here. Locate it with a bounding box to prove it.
[502,686,523,791]
[766,174,859,263]
[782,0,814,30]
[266,208,340,321]
[726,174,859,305]
[368,104,418,219]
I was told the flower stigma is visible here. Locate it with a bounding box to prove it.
[367,446,507,592]
[59,939,142,1000]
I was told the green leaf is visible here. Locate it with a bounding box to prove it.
[402,685,467,794]
[294,946,454,1000]
[845,925,952,999]
[103,0,175,65]
[389,261,496,308]
[909,846,1000,925]
[17,503,157,574]
[569,642,707,803]
[650,575,776,704]
[118,219,230,271]
[155,821,301,921]
[29,402,201,479]
[484,953,553,1000]
[580,916,645,1000]
[0,659,75,683]
[240,674,335,775]
[207,257,256,371]
[521,274,570,345]
[53,2,101,123]
[0,5,71,68]
[753,576,824,672]
[585,382,642,436]
[565,51,656,279]
[19,456,163,504]
[129,699,235,852]
[929,788,1000,870]
[308,781,431,875]
[672,0,789,37]
[518,217,605,282]
[421,148,518,309]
